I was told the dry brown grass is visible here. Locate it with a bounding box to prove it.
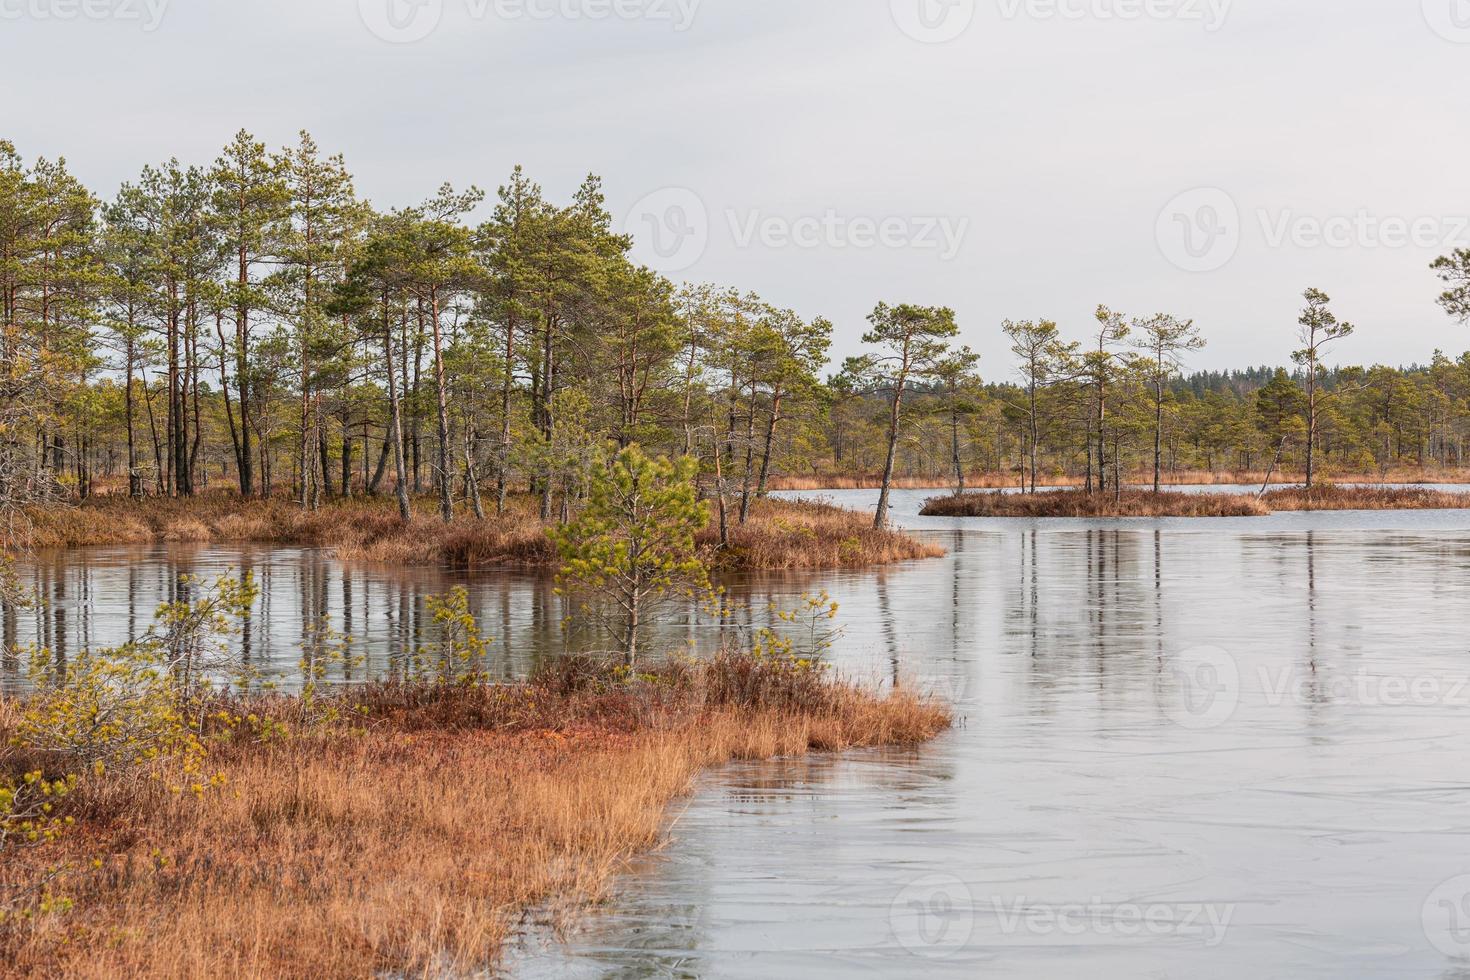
[921,484,1470,518]
[8,495,937,571]
[0,658,950,979]
[922,489,1269,518]
[704,498,945,570]
[1260,485,1470,511]
[766,473,1026,491]
[769,467,1470,491]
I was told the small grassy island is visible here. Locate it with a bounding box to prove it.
[13,492,942,571]
[921,484,1470,518]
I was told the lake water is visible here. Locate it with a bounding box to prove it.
[509,488,1470,979]
[10,488,1470,977]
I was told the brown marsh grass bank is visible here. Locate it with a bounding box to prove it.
[922,484,1470,518]
[0,657,951,979]
[7,494,942,571]
[1259,485,1470,511]
[922,489,1270,518]
[770,467,1470,492]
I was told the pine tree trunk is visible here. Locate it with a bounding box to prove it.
[383,294,412,522]
[430,289,453,523]
[875,382,905,530]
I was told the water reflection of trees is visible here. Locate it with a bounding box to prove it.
[4,540,983,695]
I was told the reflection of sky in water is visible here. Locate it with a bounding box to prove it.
[11,491,1470,976]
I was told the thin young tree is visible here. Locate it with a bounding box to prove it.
[1002,318,1073,492]
[551,446,710,667]
[1131,313,1205,493]
[931,346,981,495]
[406,186,485,522]
[1292,287,1355,489]
[753,308,831,498]
[100,190,156,498]
[1087,306,1132,494]
[275,132,365,510]
[332,213,417,522]
[476,165,546,514]
[207,130,286,498]
[848,302,959,528]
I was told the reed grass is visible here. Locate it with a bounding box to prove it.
[0,657,950,979]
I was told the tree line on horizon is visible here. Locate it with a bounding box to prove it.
[6,129,1470,528]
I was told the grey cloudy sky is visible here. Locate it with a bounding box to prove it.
[2,0,1468,376]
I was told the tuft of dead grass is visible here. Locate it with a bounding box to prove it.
[921,489,1269,518]
[0,658,951,979]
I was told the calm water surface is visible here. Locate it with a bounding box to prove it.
[11,488,1470,977]
[509,488,1470,979]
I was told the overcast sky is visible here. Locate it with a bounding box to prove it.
[2,0,1468,377]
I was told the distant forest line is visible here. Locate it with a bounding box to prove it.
[6,130,1470,517]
